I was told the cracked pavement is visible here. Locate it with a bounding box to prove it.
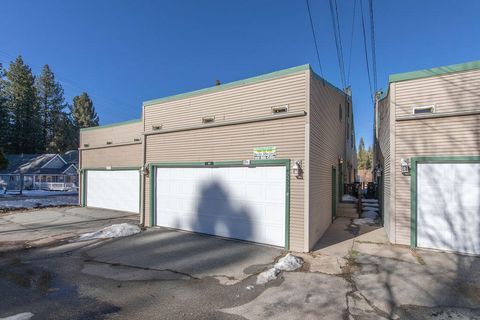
[0,209,479,319]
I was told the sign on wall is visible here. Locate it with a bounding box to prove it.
[253,146,277,160]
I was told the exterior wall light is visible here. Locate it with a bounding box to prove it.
[141,166,149,176]
[400,158,410,175]
[293,160,303,178]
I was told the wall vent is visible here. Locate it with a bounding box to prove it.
[83,143,89,148]
[152,124,163,130]
[413,105,435,115]
[106,141,113,145]
[271,105,288,114]
[202,116,215,124]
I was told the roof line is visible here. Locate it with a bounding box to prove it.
[142,64,311,107]
[80,119,142,132]
[389,59,480,83]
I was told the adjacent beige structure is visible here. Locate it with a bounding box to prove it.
[375,60,480,254]
[80,65,356,252]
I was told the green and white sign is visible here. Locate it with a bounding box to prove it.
[253,146,277,160]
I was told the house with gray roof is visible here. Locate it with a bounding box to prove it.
[0,153,78,192]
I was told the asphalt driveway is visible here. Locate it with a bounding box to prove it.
[0,207,138,251]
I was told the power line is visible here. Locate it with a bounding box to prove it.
[305,0,324,77]
[347,0,357,85]
[360,0,374,104]
[368,0,378,93]
[329,0,346,88]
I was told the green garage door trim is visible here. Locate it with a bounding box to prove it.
[81,167,142,208]
[410,156,480,248]
[149,159,291,250]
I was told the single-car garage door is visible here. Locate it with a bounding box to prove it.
[417,162,480,254]
[86,170,140,213]
[155,166,287,247]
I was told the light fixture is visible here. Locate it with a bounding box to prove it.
[400,158,410,175]
[292,160,303,178]
[140,166,149,176]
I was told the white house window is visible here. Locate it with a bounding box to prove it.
[413,105,435,115]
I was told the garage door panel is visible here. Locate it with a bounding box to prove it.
[418,162,480,254]
[86,170,139,214]
[156,166,286,247]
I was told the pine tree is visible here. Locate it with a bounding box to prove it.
[357,137,367,169]
[71,92,99,147]
[36,64,72,153]
[5,56,42,154]
[0,64,10,150]
[0,148,8,170]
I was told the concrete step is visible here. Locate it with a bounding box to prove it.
[337,206,359,218]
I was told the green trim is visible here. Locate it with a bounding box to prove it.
[80,119,142,132]
[389,60,480,83]
[142,65,310,107]
[148,159,291,250]
[410,156,480,249]
[81,167,142,210]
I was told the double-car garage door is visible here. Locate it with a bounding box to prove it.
[154,165,287,247]
[417,162,480,255]
[85,170,140,214]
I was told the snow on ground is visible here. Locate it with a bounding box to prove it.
[361,211,379,219]
[256,254,303,285]
[341,194,357,202]
[363,206,379,212]
[77,223,141,241]
[361,199,378,203]
[0,196,78,210]
[353,218,377,225]
[0,312,34,320]
[0,190,77,198]
[274,253,304,271]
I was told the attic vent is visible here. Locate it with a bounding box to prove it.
[134,138,141,142]
[83,143,90,148]
[152,124,163,131]
[413,105,435,115]
[271,105,288,114]
[202,116,215,124]
[106,141,113,145]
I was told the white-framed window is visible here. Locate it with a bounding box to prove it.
[412,105,435,115]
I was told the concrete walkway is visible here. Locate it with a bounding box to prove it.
[0,207,138,251]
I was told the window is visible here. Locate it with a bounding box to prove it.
[413,105,435,115]
[339,104,343,121]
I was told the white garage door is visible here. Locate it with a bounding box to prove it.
[86,170,140,213]
[155,166,286,247]
[417,163,480,254]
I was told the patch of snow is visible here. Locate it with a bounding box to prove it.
[256,267,280,285]
[77,223,141,241]
[0,313,34,320]
[341,194,357,202]
[361,199,378,203]
[246,285,254,290]
[361,211,379,219]
[353,218,377,225]
[274,254,304,271]
[0,196,78,210]
[363,206,379,212]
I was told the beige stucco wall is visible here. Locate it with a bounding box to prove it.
[391,68,480,245]
[308,73,353,249]
[143,70,309,252]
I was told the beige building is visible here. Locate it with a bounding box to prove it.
[375,60,480,255]
[79,65,356,252]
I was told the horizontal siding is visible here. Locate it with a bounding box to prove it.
[81,144,143,168]
[143,72,307,133]
[394,114,480,245]
[377,95,392,240]
[395,68,480,118]
[309,74,350,249]
[144,116,306,251]
[80,121,143,148]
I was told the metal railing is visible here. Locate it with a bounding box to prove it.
[34,182,77,191]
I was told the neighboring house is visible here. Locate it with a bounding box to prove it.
[374,60,480,255]
[79,65,357,252]
[0,152,78,192]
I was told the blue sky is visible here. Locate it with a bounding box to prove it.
[1,0,479,147]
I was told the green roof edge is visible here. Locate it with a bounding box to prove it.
[80,118,142,132]
[142,64,311,107]
[389,59,480,83]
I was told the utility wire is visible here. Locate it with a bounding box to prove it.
[360,0,374,104]
[329,0,346,88]
[368,0,378,93]
[346,0,357,85]
[305,0,324,77]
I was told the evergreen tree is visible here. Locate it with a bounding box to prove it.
[36,64,72,153]
[5,56,42,153]
[71,92,99,146]
[0,148,8,170]
[0,64,10,150]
